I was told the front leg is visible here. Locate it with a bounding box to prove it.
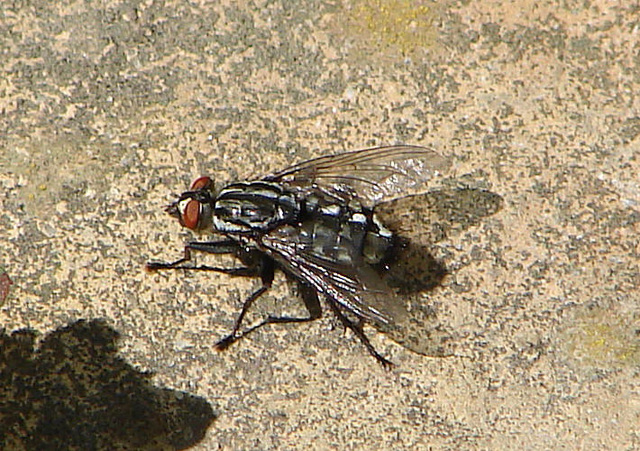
[145,239,256,275]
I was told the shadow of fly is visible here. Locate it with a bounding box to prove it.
[147,146,453,367]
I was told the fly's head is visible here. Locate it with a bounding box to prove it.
[166,176,215,232]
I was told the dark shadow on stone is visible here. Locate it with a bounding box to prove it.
[379,240,449,296]
[0,319,216,450]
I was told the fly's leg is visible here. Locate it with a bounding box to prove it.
[215,281,323,351]
[148,242,326,355]
[146,240,241,271]
[326,299,393,369]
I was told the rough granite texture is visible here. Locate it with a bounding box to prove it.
[1,1,638,449]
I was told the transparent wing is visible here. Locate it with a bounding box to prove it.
[264,146,451,207]
[260,225,456,356]
[259,225,407,327]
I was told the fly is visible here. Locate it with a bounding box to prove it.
[146,145,452,367]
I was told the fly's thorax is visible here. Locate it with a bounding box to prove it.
[213,182,299,233]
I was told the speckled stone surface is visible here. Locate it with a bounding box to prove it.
[1,1,638,449]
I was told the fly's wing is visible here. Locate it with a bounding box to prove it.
[260,225,456,357]
[260,225,406,327]
[263,146,451,207]
[377,299,457,358]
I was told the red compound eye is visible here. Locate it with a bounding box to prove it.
[182,200,201,230]
[190,176,212,190]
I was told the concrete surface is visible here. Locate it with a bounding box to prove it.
[1,0,638,449]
